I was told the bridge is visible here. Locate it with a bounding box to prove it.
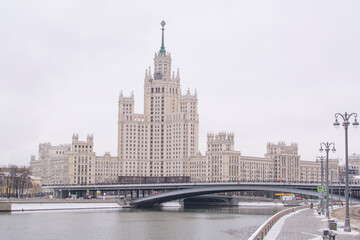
[45,182,360,206]
[130,185,323,207]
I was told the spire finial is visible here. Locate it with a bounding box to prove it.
[161,20,166,29]
[160,20,166,55]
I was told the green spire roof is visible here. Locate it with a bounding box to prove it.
[159,20,166,55]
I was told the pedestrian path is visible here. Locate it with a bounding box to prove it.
[264,208,360,240]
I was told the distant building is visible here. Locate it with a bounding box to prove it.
[265,142,300,182]
[30,143,70,185]
[349,153,360,176]
[29,176,42,196]
[30,22,338,185]
[300,160,320,183]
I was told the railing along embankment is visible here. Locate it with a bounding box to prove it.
[248,204,308,240]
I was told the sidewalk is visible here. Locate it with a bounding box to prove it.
[264,208,360,240]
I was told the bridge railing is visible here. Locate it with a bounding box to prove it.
[248,204,309,240]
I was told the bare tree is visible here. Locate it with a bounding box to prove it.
[1,165,32,198]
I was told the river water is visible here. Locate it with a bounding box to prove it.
[0,206,284,240]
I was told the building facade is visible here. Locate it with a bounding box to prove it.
[30,143,70,185]
[265,142,301,182]
[30,22,338,185]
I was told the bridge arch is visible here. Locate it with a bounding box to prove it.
[131,185,321,207]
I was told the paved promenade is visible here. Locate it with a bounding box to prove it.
[264,207,360,240]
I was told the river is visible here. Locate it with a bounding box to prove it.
[0,206,284,240]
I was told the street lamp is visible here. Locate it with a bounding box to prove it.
[334,112,358,232]
[331,171,333,209]
[319,142,336,219]
[316,156,326,215]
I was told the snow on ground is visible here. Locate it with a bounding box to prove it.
[328,212,360,237]
[11,203,121,211]
[160,201,182,208]
[238,202,284,207]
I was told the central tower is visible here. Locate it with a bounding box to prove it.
[118,21,199,177]
[144,20,181,117]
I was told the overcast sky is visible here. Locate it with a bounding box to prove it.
[1,1,360,166]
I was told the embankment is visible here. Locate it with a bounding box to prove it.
[248,205,309,240]
[0,199,121,212]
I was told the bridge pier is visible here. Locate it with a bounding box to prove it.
[184,195,236,207]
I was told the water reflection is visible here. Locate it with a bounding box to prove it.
[125,205,287,215]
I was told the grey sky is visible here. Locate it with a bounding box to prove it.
[1,1,359,166]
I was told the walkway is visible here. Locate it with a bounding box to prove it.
[264,207,360,240]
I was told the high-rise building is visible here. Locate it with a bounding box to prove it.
[30,22,339,185]
[117,21,198,177]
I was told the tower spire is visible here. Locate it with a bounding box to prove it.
[159,20,166,55]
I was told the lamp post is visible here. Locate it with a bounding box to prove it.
[316,156,326,215]
[331,171,333,209]
[338,166,341,205]
[319,142,336,219]
[334,112,358,232]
